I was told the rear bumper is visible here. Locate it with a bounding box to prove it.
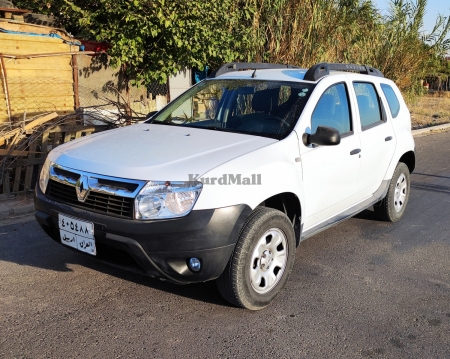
[34,185,251,283]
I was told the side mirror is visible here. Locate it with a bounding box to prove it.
[302,126,341,146]
[146,111,158,121]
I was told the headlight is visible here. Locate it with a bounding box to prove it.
[39,158,52,194]
[135,181,202,220]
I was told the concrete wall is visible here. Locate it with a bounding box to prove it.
[77,56,192,116]
[77,53,150,114]
[169,68,192,101]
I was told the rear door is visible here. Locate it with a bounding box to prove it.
[352,82,396,194]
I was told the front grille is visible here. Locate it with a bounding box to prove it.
[46,179,134,218]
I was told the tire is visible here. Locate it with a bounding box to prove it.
[374,162,411,222]
[216,207,296,310]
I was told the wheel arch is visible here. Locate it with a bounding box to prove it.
[384,134,415,181]
[399,150,415,174]
[258,192,302,247]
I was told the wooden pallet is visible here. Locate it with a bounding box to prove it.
[0,123,105,196]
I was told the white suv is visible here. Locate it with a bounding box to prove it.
[35,62,415,310]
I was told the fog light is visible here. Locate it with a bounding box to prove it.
[188,258,201,272]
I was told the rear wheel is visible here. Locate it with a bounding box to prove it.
[374,162,411,222]
[216,207,296,310]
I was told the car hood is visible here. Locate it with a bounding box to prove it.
[49,124,277,181]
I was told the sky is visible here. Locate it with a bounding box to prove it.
[375,0,449,37]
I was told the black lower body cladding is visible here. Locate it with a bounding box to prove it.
[34,185,252,283]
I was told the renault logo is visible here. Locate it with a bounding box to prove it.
[75,175,90,202]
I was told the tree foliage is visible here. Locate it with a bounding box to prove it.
[248,0,450,98]
[14,0,255,84]
[13,0,450,97]
[69,0,257,84]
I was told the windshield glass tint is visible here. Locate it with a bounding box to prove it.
[147,79,315,139]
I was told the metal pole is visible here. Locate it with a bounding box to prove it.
[0,53,12,127]
[167,78,171,102]
[72,54,80,110]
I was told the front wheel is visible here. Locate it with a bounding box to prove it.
[216,207,296,310]
[374,162,411,222]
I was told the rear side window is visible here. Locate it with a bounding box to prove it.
[380,84,400,118]
[353,82,383,129]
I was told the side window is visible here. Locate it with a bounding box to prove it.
[353,82,383,128]
[380,84,400,118]
[311,83,351,135]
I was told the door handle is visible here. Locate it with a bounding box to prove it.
[385,136,393,141]
[350,149,361,155]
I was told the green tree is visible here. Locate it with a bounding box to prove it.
[14,0,256,85]
[13,0,61,14]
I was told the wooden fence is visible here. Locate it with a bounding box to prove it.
[0,122,105,197]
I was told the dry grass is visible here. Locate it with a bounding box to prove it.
[408,93,450,129]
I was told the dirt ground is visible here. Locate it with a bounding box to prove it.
[409,93,450,129]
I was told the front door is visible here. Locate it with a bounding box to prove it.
[300,82,362,230]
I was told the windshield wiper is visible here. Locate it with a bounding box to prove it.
[151,121,180,127]
[151,122,280,140]
[204,126,237,133]
[204,126,279,139]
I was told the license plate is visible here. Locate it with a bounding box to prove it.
[58,213,96,256]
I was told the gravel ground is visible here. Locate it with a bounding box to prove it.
[1,132,450,358]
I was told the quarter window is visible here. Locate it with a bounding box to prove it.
[353,82,383,128]
[380,84,400,118]
[311,83,351,135]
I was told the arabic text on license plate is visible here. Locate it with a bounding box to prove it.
[58,213,96,256]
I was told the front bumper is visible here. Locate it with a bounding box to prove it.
[34,184,251,283]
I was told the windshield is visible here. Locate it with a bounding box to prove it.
[147,79,315,140]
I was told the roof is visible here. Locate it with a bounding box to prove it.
[0,19,78,44]
[216,69,309,82]
[212,62,384,83]
[214,69,388,83]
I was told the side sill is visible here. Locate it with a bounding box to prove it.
[301,179,390,240]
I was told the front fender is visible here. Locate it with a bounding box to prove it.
[193,133,304,213]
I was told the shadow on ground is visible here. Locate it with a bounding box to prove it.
[0,220,232,308]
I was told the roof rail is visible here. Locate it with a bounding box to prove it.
[210,62,301,78]
[304,62,384,81]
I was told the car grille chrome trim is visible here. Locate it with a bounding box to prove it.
[46,180,135,218]
[49,164,146,199]
[46,164,147,219]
